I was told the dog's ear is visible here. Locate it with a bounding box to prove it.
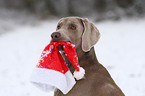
[81,18,100,52]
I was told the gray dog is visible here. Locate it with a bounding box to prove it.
[50,17,125,96]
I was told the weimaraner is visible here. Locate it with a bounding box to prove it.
[50,17,125,96]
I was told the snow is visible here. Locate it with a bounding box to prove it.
[0,18,145,96]
[95,19,145,96]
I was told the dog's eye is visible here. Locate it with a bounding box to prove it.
[57,25,61,29]
[69,24,76,30]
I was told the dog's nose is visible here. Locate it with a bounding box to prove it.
[51,32,61,40]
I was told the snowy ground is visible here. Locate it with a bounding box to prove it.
[0,17,145,96]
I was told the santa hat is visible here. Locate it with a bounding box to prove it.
[30,42,85,94]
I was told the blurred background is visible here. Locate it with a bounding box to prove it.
[1,0,145,19]
[0,0,145,96]
[1,0,145,34]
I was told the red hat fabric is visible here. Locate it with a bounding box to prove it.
[30,42,85,94]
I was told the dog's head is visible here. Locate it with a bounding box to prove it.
[51,17,100,52]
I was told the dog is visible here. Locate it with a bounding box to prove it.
[50,17,125,96]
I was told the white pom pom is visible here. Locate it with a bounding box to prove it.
[73,67,85,80]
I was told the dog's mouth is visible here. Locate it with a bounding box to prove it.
[50,40,72,51]
[57,45,63,51]
[55,41,71,51]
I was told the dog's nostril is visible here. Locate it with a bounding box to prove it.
[55,35,58,38]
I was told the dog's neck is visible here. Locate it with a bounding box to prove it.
[62,46,99,73]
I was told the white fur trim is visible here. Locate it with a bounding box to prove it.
[30,68,76,94]
[64,70,76,94]
[73,67,85,80]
